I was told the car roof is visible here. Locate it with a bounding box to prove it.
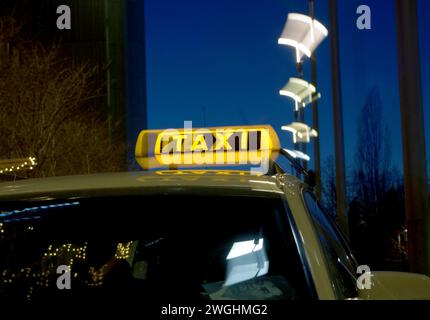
[0,170,302,201]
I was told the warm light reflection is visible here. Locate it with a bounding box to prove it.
[115,241,134,260]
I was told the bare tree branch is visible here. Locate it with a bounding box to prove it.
[0,14,126,179]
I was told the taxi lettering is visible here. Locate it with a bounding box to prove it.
[158,130,248,154]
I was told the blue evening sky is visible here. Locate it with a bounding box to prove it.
[143,0,430,176]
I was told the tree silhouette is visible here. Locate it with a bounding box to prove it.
[322,155,337,216]
[0,14,126,178]
[354,88,392,210]
[349,88,406,270]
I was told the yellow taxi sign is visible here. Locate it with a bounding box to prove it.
[135,124,280,170]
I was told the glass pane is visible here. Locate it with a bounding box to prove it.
[0,195,311,303]
[303,192,357,299]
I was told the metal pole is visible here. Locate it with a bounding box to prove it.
[309,0,321,201]
[329,0,348,237]
[292,61,302,178]
[395,0,430,275]
[296,62,307,171]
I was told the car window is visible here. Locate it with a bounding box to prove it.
[302,192,357,299]
[0,195,312,303]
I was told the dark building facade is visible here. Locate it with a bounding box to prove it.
[2,0,147,161]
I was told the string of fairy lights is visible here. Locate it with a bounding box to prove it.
[0,157,37,174]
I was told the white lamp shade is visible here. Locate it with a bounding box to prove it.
[281,122,318,143]
[279,77,320,110]
[278,13,328,62]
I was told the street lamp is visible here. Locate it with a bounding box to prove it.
[277,9,327,176]
[278,13,328,63]
[281,122,317,163]
[279,77,321,111]
[281,122,318,144]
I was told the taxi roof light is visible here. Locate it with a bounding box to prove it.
[134,124,316,186]
[135,125,280,170]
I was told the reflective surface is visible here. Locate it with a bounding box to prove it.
[0,195,310,303]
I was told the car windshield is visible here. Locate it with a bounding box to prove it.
[0,195,311,303]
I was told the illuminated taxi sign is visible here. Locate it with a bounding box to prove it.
[135,124,280,170]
